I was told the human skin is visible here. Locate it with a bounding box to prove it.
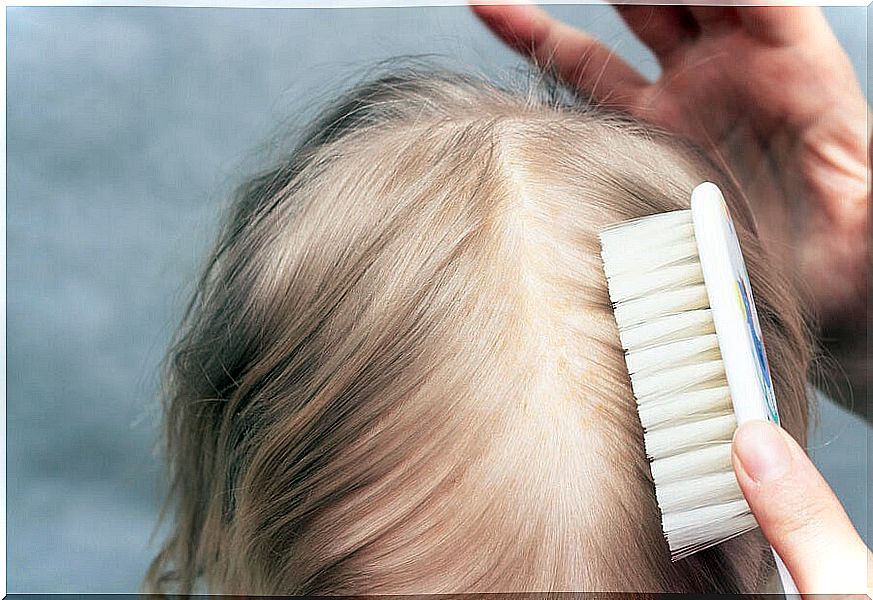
[472,3,870,417]
[473,6,873,591]
[732,420,872,594]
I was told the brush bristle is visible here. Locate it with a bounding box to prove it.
[599,209,756,561]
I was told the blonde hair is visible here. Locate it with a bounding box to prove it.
[146,69,810,594]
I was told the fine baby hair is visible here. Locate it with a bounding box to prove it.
[147,68,811,595]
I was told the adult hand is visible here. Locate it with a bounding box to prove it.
[732,420,872,594]
[472,3,869,331]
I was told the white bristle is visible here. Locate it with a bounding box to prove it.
[649,443,733,484]
[599,208,754,561]
[656,470,745,514]
[644,414,737,458]
[618,309,715,350]
[613,284,709,329]
[638,386,732,430]
[606,262,705,304]
[663,500,758,561]
[625,333,720,375]
[630,359,725,399]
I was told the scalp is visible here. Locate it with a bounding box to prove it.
[148,70,811,595]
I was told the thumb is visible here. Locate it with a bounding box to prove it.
[731,420,872,594]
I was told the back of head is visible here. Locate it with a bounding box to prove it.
[148,69,810,595]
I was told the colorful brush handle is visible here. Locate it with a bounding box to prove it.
[690,182,798,596]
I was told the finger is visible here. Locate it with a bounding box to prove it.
[686,6,740,35]
[732,420,871,594]
[471,2,545,55]
[737,5,830,45]
[613,5,698,61]
[472,3,649,106]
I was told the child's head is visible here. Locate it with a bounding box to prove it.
[148,69,810,595]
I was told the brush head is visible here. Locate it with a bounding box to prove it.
[599,182,776,561]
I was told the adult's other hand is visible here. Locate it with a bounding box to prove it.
[473,3,869,332]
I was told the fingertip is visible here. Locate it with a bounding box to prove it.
[470,2,548,55]
[469,1,499,20]
[470,1,540,22]
[733,419,805,458]
[732,420,793,485]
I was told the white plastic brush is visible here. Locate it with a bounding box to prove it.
[599,181,797,594]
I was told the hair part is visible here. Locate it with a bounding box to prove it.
[146,67,811,595]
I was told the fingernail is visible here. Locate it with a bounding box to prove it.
[733,420,792,484]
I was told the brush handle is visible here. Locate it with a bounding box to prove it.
[691,182,780,426]
[693,185,798,594]
[772,546,798,596]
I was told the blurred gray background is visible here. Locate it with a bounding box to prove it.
[6,4,869,592]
